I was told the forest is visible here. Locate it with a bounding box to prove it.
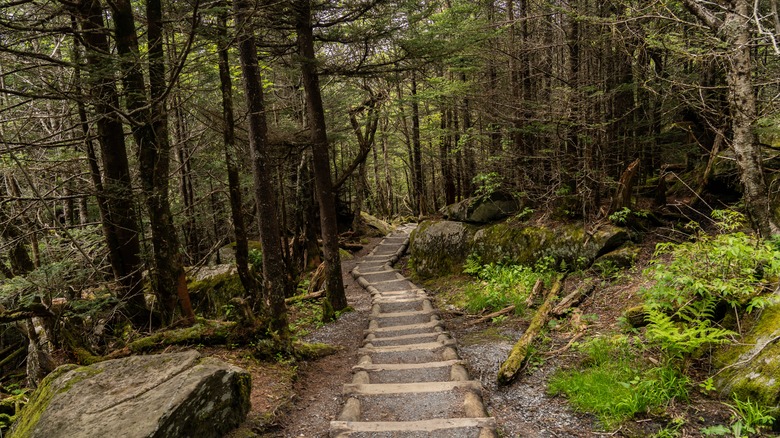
[1,0,780,436]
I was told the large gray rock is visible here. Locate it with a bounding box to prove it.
[10,350,250,438]
[440,191,523,224]
[410,220,477,278]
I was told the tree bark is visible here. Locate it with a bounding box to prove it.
[294,0,347,319]
[411,73,425,215]
[681,0,780,236]
[234,0,291,336]
[217,7,258,300]
[71,0,148,325]
[111,0,194,325]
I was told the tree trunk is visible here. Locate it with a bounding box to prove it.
[111,0,194,325]
[681,0,780,236]
[234,0,291,336]
[217,7,258,299]
[71,0,148,325]
[411,73,425,215]
[294,0,347,319]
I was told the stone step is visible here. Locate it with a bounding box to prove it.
[343,380,482,396]
[363,345,458,365]
[330,418,496,438]
[356,361,469,384]
[360,340,455,354]
[359,271,406,283]
[370,312,437,328]
[364,320,443,337]
[364,331,446,347]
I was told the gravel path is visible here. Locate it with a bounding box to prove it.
[330,224,496,438]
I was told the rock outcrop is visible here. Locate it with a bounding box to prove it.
[440,191,523,224]
[410,220,630,279]
[10,350,250,438]
[409,220,477,278]
[714,303,780,406]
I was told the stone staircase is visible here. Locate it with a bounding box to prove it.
[330,224,496,437]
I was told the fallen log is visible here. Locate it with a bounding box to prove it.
[285,290,325,304]
[551,280,596,317]
[466,305,515,327]
[497,276,564,385]
[339,243,364,251]
[524,279,544,307]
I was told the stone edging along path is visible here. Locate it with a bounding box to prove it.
[329,224,497,437]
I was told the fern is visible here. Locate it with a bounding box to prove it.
[645,309,734,358]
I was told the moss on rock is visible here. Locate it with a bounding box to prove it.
[471,222,629,271]
[187,271,246,320]
[8,364,80,438]
[714,303,780,406]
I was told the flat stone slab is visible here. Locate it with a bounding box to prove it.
[10,350,250,438]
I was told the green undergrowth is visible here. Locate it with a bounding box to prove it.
[642,210,780,361]
[461,254,554,313]
[548,335,690,430]
[551,210,780,433]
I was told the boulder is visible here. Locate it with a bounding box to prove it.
[471,223,629,271]
[591,244,640,273]
[410,220,630,279]
[361,211,392,236]
[213,240,262,265]
[440,191,523,224]
[410,220,477,278]
[714,303,780,406]
[10,350,250,438]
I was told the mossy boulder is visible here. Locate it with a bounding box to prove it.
[213,240,262,265]
[440,191,524,224]
[591,243,641,273]
[187,266,245,319]
[410,220,477,278]
[471,223,630,271]
[361,211,392,236]
[411,220,629,278]
[713,303,780,407]
[9,350,250,438]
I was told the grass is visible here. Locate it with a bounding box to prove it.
[548,335,690,430]
[462,256,551,313]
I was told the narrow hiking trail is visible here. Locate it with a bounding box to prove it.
[329,224,497,437]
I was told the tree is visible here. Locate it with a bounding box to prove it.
[109,0,195,325]
[294,0,348,319]
[71,0,149,325]
[234,0,291,336]
[680,0,780,237]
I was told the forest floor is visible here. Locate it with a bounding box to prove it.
[221,226,733,438]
